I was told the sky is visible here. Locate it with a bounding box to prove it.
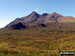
[0,0,75,28]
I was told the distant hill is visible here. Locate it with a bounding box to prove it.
[5,11,75,29]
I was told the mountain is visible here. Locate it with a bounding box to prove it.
[5,11,75,29]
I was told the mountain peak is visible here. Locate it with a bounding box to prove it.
[52,12,57,14]
[31,11,38,14]
[28,11,39,17]
[52,12,60,15]
[51,12,63,17]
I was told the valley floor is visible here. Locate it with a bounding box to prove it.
[0,28,75,56]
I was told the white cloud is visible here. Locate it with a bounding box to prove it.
[34,8,39,12]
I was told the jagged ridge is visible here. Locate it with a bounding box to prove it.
[5,11,75,29]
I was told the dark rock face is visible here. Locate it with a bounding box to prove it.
[41,13,48,16]
[40,24,46,27]
[11,23,26,30]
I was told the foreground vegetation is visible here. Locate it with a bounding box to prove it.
[0,26,75,56]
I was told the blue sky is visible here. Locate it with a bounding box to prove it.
[0,0,75,28]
